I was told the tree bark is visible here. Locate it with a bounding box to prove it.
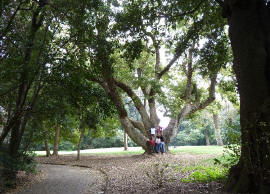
[213,113,223,146]
[44,139,51,157]
[8,119,22,157]
[99,78,152,153]
[77,127,85,160]
[204,130,210,146]
[5,1,46,158]
[163,118,178,151]
[0,127,10,145]
[124,130,128,151]
[223,1,270,193]
[52,123,60,156]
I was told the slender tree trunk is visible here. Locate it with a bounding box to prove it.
[44,140,50,157]
[204,130,210,146]
[77,128,85,160]
[0,127,9,145]
[52,123,60,156]
[8,119,21,157]
[5,2,45,157]
[124,130,128,151]
[213,113,223,146]
[223,1,270,193]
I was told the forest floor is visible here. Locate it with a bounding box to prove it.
[32,152,227,194]
[4,147,230,194]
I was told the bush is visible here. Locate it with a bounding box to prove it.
[215,116,241,168]
[0,145,37,190]
[145,163,174,189]
[181,165,228,183]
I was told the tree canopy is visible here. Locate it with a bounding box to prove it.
[1,0,270,193]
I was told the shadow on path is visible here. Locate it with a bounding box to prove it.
[17,164,99,194]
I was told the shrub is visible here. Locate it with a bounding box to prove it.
[181,165,228,183]
[0,145,37,190]
[215,116,241,168]
[145,163,174,189]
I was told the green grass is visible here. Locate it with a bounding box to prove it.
[170,146,224,155]
[35,146,224,156]
[181,164,228,183]
[81,150,145,156]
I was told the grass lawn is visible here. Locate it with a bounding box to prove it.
[170,145,224,155]
[35,145,224,156]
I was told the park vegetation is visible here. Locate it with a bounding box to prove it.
[1,0,270,193]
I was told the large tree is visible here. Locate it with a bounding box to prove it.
[214,0,270,193]
[0,0,54,157]
[63,0,230,153]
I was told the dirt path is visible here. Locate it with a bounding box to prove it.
[17,164,104,194]
[36,154,225,193]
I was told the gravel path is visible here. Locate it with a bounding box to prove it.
[17,164,102,194]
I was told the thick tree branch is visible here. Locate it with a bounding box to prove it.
[128,119,148,136]
[157,19,203,80]
[190,73,218,114]
[114,79,152,129]
[181,52,188,75]
[137,68,149,97]
[105,78,128,118]
[142,29,161,78]
[137,68,150,105]
[177,104,193,124]
[163,118,178,146]
[185,44,195,103]
[148,90,160,126]
[120,117,148,150]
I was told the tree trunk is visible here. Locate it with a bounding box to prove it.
[213,113,223,146]
[52,123,60,156]
[98,43,217,154]
[120,117,150,153]
[4,2,45,157]
[44,139,50,157]
[204,130,210,146]
[164,118,178,152]
[124,130,128,151]
[0,127,10,145]
[8,119,21,157]
[77,128,85,160]
[223,1,270,193]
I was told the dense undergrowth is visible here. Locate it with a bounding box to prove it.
[0,144,37,192]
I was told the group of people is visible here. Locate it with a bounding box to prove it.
[148,125,166,154]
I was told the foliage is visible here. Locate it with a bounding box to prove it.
[0,0,235,160]
[81,129,137,149]
[181,165,228,183]
[170,103,239,147]
[0,144,37,188]
[214,114,241,168]
[222,114,241,145]
[172,113,216,146]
